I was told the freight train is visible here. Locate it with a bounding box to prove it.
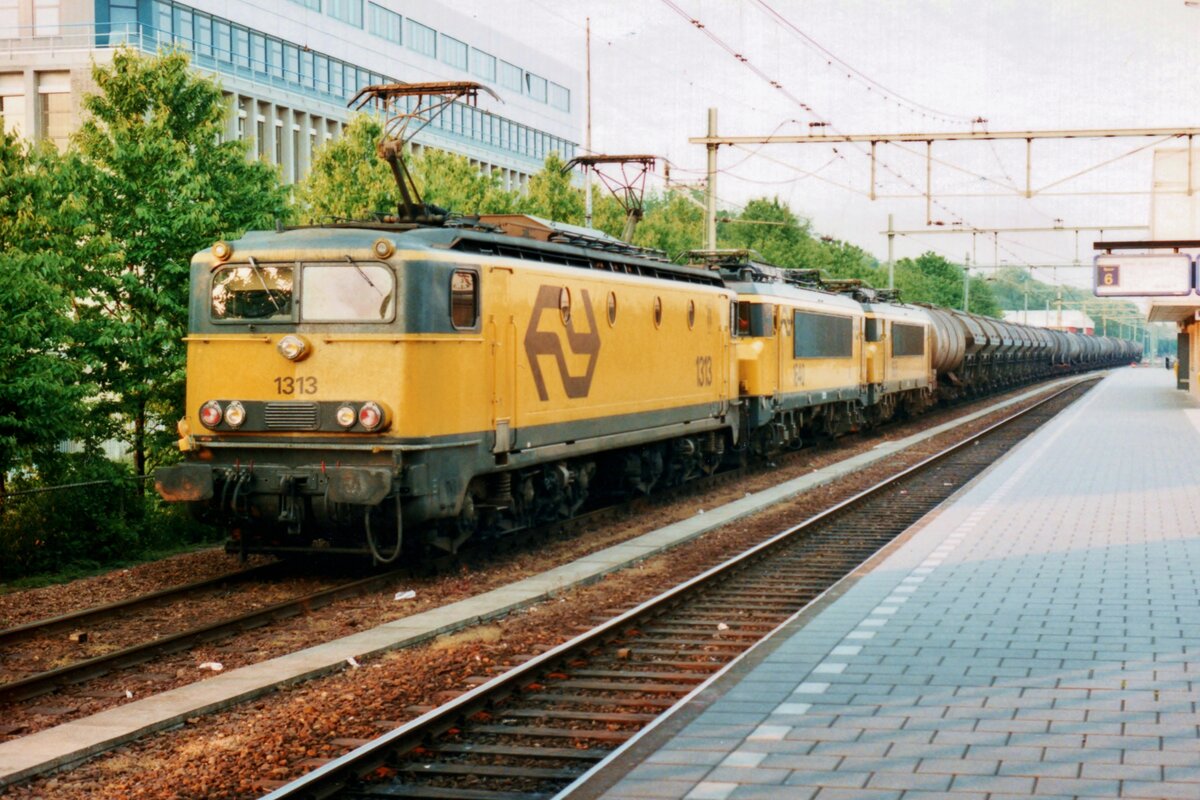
[155,216,1140,562]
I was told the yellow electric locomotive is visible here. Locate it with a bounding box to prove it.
[860,292,935,423]
[156,217,738,561]
[708,255,867,454]
[695,251,934,452]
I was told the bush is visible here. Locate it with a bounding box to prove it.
[0,453,218,581]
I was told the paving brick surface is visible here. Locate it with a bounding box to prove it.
[593,369,1200,800]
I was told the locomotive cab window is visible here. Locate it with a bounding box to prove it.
[736,302,773,337]
[450,269,478,329]
[211,264,294,321]
[865,318,882,342]
[301,263,395,322]
[736,301,751,336]
[210,262,397,323]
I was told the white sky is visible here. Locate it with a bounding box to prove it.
[454,0,1200,292]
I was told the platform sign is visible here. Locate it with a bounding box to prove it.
[1093,253,1193,296]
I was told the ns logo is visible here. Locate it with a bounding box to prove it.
[523,285,600,401]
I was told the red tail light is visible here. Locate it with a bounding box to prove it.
[199,401,223,429]
[358,402,383,431]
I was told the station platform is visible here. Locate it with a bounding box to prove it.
[576,367,1200,800]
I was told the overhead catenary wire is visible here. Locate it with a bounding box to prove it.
[521,0,775,119]
[749,0,978,126]
[657,0,828,123]
[649,0,1155,292]
[729,144,868,196]
[652,1,971,225]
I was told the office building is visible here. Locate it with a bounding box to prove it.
[0,0,581,189]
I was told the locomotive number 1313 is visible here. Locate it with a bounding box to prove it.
[274,376,318,395]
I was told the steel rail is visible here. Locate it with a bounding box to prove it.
[0,568,406,705]
[262,378,1097,800]
[0,562,283,647]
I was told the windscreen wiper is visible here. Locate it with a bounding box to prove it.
[247,255,281,313]
[345,255,384,296]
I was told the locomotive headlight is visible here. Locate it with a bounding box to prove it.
[358,402,383,431]
[276,334,309,362]
[224,400,247,429]
[335,405,357,428]
[199,400,223,429]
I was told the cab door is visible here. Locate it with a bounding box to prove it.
[486,266,516,453]
[865,316,885,385]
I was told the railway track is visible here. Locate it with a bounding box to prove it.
[0,459,753,713]
[0,562,283,647]
[0,567,407,705]
[262,378,1095,800]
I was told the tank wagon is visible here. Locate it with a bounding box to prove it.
[155,226,1140,562]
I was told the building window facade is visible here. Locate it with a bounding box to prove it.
[38,71,70,149]
[406,18,435,57]
[470,48,495,82]
[194,11,212,54]
[498,60,521,92]
[549,82,569,111]
[368,3,401,44]
[0,72,24,137]
[439,34,466,70]
[328,0,362,28]
[109,0,137,39]
[33,0,58,36]
[525,72,547,103]
[0,0,17,37]
[66,0,577,171]
[233,26,251,67]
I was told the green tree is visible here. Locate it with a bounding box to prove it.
[588,187,628,240]
[296,114,524,221]
[72,48,289,479]
[518,152,585,223]
[412,147,517,214]
[967,276,1002,317]
[817,240,886,285]
[718,197,826,268]
[893,252,1001,316]
[0,134,88,498]
[894,252,965,310]
[633,192,705,259]
[294,114,395,222]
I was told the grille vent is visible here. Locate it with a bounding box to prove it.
[264,402,319,431]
